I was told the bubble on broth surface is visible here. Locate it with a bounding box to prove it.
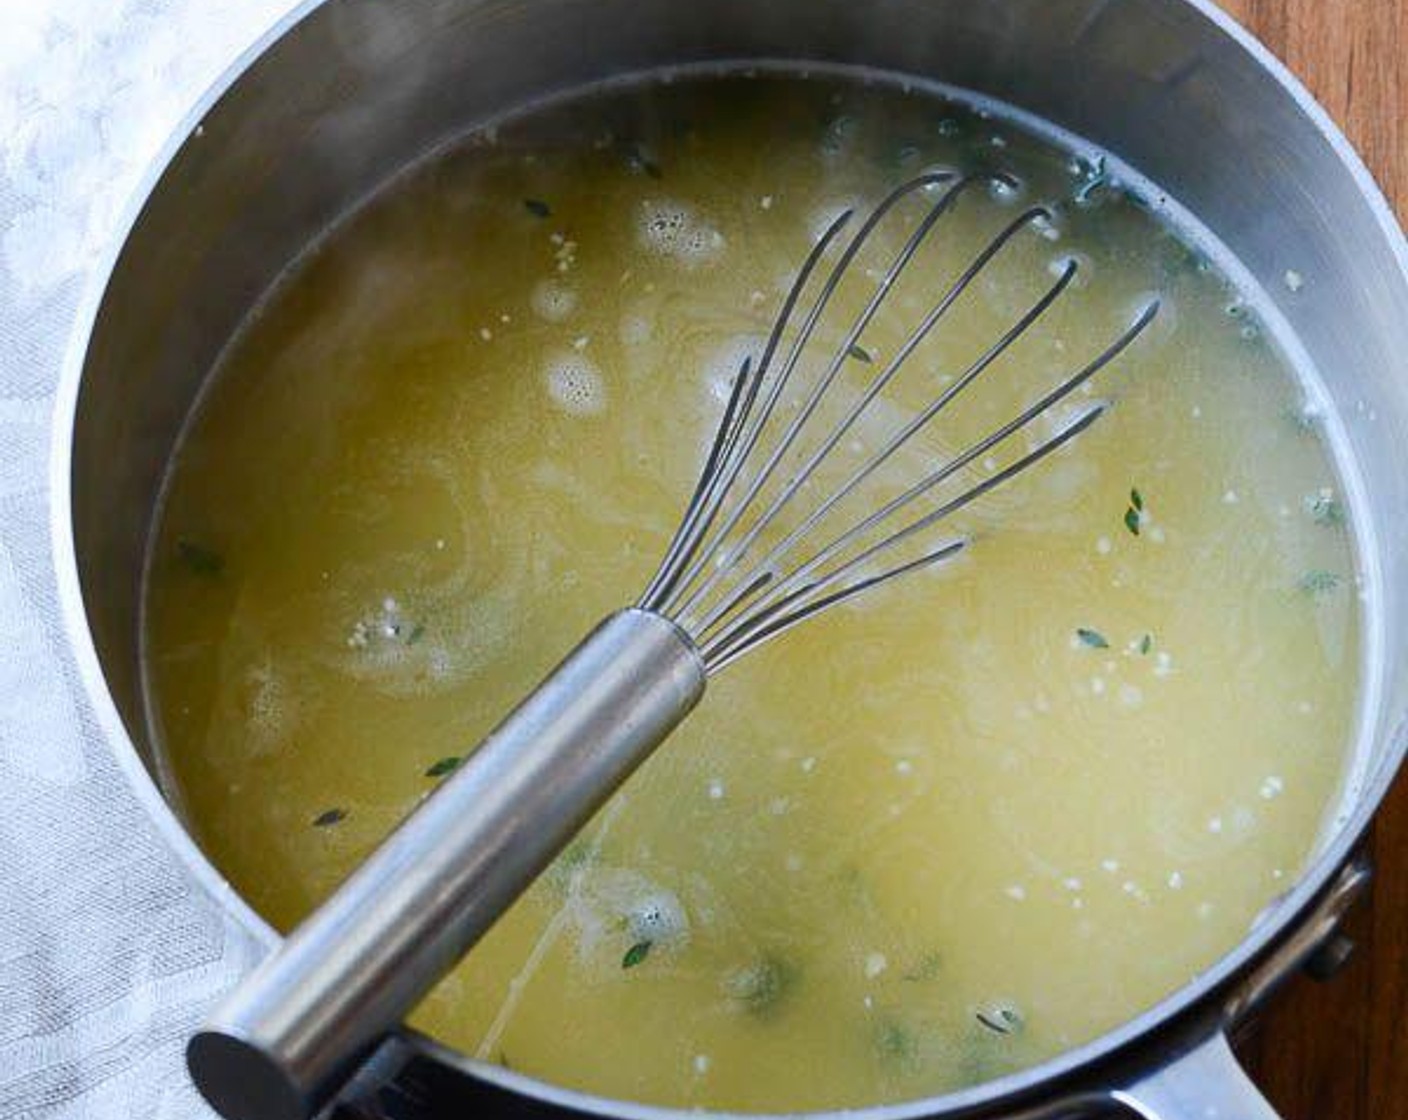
[545,353,606,415]
[640,200,691,253]
[531,278,578,322]
[324,572,515,697]
[682,224,725,261]
[638,199,725,265]
[565,866,691,968]
[626,890,689,944]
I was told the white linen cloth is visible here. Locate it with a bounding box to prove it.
[0,2,297,1115]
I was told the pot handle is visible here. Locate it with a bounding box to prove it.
[1112,1031,1279,1119]
[188,608,706,1120]
[1105,856,1373,1120]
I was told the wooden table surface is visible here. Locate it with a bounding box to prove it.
[1213,4,1407,1114]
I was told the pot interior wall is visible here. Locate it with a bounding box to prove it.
[73,0,1407,874]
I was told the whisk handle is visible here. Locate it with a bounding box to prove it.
[187,607,706,1120]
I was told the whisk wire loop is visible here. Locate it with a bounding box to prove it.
[660,172,965,617]
[639,199,858,609]
[686,244,1077,641]
[701,299,1157,668]
[639,171,1159,672]
[677,197,1052,634]
[704,398,1105,670]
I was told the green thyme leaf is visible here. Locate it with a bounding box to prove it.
[975,1002,1024,1036]
[312,807,347,827]
[1130,488,1143,511]
[1304,492,1345,527]
[424,756,463,778]
[176,540,224,577]
[1076,627,1109,649]
[725,954,796,1017]
[873,1017,921,1069]
[1138,633,1153,656]
[1124,507,1141,536]
[1299,569,1342,596]
[846,342,874,363]
[622,940,653,969]
[523,198,551,219]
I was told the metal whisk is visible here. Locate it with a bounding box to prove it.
[189,171,1158,1120]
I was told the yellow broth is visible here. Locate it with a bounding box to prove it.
[145,73,1359,1110]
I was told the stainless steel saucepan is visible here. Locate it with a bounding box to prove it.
[51,1,1408,1118]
